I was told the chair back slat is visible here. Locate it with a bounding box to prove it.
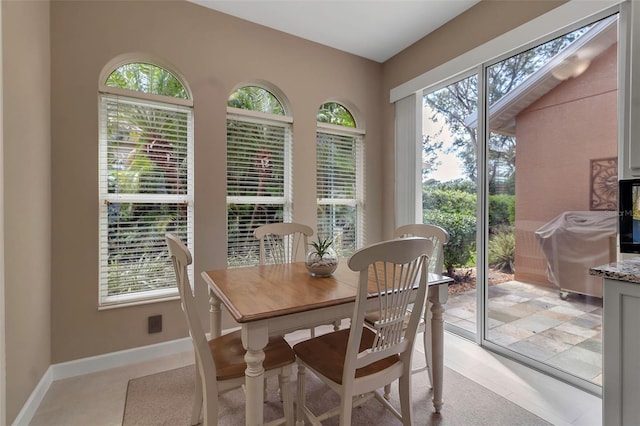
[346,237,433,374]
[254,222,313,265]
[395,224,449,274]
[369,261,421,352]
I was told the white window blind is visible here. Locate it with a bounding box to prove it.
[226,113,292,267]
[99,94,194,307]
[316,128,364,257]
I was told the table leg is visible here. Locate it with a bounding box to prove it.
[209,288,222,338]
[428,285,448,413]
[242,323,269,426]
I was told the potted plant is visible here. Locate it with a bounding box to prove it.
[305,236,338,277]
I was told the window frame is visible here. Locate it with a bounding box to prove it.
[98,61,194,308]
[316,118,366,256]
[225,90,293,268]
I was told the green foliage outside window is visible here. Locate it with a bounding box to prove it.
[423,184,477,276]
[226,86,287,267]
[317,102,356,127]
[488,225,516,273]
[102,62,191,300]
[228,86,284,115]
[423,180,515,275]
[316,103,359,257]
[106,62,188,99]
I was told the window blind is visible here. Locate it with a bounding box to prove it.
[99,94,194,306]
[226,115,292,267]
[316,130,364,257]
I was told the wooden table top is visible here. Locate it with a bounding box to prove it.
[201,261,452,323]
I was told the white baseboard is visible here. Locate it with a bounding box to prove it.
[50,337,192,380]
[11,367,53,426]
[12,337,192,426]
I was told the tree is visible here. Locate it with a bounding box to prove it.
[106,62,188,99]
[317,102,355,127]
[423,26,590,191]
[103,62,191,296]
[228,86,284,115]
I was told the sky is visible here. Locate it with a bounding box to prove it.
[422,106,466,182]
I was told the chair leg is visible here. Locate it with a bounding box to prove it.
[338,390,354,426]
[296,365,306,426]
[383,383,391,400]
[333,320,340,331]
[423,307,434,387]
[398,374,413,426]
[279,367,294,426]
[202,372,219,426]
[191,368,203,426]
[422,327,432,387]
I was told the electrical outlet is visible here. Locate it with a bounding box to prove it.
[148,315,162,333]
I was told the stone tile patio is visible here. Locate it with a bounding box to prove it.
[444,280,603,385]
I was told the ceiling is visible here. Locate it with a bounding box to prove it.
[187,0,480,63]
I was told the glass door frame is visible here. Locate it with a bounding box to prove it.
[411,2,628,396]
[478,6,622,396]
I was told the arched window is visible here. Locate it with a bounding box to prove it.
[316,102,365,257]
[226,85,293,267]
[98,60,193,307]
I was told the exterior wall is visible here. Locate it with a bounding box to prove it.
[514,44,618,285]
[2,0,52,422]
[50,0,383,364]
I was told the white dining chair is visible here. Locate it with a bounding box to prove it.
[395,224,449,275]
[293,237,433,426]
[365,223,449,392]
[395,224,449,380]
[166,234,296,426]
[254,222,339,337]
[254,222,313,265]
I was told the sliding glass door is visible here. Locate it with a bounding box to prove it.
[485,15,617,388]
[422,12,619,390]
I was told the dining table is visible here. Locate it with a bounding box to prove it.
[201,260,453,426]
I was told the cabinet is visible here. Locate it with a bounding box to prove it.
[602,277,640,425]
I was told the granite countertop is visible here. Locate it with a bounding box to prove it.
[590,258,640,284]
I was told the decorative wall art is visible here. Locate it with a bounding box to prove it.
[590,157,618,211]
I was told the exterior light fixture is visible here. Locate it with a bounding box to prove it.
[551,55,591,80]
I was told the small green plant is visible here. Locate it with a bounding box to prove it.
[488,226,515,273]
[310,236,333,260]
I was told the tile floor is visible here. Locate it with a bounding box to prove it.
[28,330,602,426]
[445,280,603,385]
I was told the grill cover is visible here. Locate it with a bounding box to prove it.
[535,211,616,298]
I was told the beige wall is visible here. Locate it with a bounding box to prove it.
[2,0,586,421]
[49,0,384,364]
[515,44,618,284]
[3,0,52,422]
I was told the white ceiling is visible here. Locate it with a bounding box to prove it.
[187,0,480,63]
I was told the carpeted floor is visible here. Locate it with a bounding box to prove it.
[122,363,552,425]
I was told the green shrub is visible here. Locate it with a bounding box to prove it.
[423,183,478,275]
[488,225,515,273]
[424,210,476,276]
[489,194,515,229]
[424,188,476,216]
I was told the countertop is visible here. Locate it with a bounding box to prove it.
[590,257,640,284]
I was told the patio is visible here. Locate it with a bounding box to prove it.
[444,279,603,385]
